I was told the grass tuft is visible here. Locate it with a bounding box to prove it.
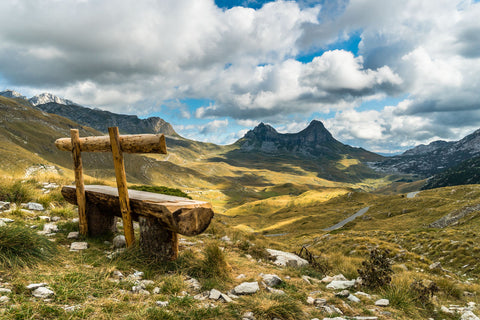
[0,224,57,268]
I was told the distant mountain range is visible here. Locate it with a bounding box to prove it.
[369,129,480,177]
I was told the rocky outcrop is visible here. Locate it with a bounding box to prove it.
[238,120,382,161]
[35,102,178,136]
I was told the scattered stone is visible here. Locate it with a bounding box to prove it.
[335,290,350,298]
[326,280,356,290]
[67,232,79,239]
[185,277,201,291]
[0,220,6,227]
[265,287,285,295]
[354,317,379,320]
[307,296,315,305]
[131,271,144,280]
[152,287,161,294]
[462,311,480,320]
[233,282,260,295]
[156,301,169,307]
[26,283,48,290]
[0,296,10,304]
[38,216,50,221]
[236,274,246,280]
[0,218,14,223]
[220,235,231,242]
[51,216,61,222]
[194,291,209,301]
[113,235,126,249]
[375,299,390,307]
[429,262,442,270]
[70,242,88,251]
[242,311,256,320]
[209,289,222,300]
[302,275,321,284]
[355,291,372,299]
[348,294,361,303]
[266,249,308,267]
[25,202,45,211]
[0,288,11,294]
[441,305,454,314]
[261,274,283,287]
[62,305,81,312]
[32,287,55,299]
[72,218,79,223]
[0,201,10,211]
[43,223,58,233]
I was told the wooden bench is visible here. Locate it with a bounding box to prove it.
[55,127,214,260]
[61,185,213,259]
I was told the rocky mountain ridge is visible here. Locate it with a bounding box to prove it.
[238,120,383,161]
[370,128,480,177]
[35,102,178,136]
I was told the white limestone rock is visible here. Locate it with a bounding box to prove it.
[261,274,283,287]
[326,280,356,290]
[70,242,88,251]
[233,282,260,295]
[375,299,390,307]
[266,249,308,267]
[32,287,55,299]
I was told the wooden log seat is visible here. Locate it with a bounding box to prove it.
[62,185,214,260]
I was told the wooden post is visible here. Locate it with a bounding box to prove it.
[70,129,88,235]
[108,127,135,247]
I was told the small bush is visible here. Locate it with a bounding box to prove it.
[358,248,393,289]
[160,274,186,294]
[188,242,231,288]
[410,279,439,308]
[236,240,270,261]
[0,180,34,204]
[0,224,57,268]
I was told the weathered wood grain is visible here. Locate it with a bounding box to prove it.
[109,127,135,247]
[70,129,88,235]
[55,133,167,154]
[62,185,214,236]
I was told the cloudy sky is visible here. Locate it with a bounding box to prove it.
[1,0,479,153]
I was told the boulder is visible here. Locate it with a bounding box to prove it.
[326,280,356,290]
[25,202,45,211]
[233,282,260,295]
[113,235,126,248]
[266,249,308,267]
[261,274,283,287]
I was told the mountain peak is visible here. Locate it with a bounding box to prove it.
[29,93,76,106]
[0,89,26,99]
[239,119,349,157]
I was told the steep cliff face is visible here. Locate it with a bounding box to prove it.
[35,102,178,136]
[370,129,480,176]
[238,120,382,161]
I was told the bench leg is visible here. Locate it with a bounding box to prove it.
[86,205,117,236]
[139,216,178,260]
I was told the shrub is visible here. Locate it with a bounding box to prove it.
[410,279,439,308]
[188,242,231,289]
[358,248,393,289]
[0,180,34,204]
[0,224,57,268]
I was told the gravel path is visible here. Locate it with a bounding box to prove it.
[322,206,370,231]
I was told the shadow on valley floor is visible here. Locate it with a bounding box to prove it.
[207,149,384,184]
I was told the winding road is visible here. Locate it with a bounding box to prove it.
[322,206,370,232]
